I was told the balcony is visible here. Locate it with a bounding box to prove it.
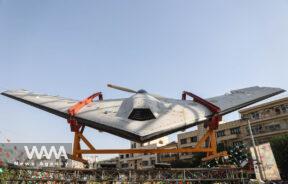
[242,107,288,123]
[217,133,238,141]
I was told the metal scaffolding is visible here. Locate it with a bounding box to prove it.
[0,165,252,183]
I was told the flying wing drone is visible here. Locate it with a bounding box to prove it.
[1,85,285,143]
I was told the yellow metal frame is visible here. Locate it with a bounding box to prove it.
[71,128,228,163]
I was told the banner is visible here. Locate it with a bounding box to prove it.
[250,142,281,181]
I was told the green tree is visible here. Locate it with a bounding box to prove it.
[270,134,288,180]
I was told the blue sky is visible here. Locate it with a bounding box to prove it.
[0,0,288,159]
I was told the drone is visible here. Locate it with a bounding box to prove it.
[2,84,284,142]
[1,84,285,162]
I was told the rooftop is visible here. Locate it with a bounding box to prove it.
[239,97,288,114]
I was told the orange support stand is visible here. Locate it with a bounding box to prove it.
[67,92,103,164]
[70,126,227,161]
[68,91,227,164]
[182,91,228,160]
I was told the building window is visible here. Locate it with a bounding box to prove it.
[281,104,288,113]
[190,136,198,142]
[247,124,263,135]
[151,160,155,165]
[217,130,225,137]
[265,124,281,131]
[131,143,136,149]
[217,142,225,151]
[262,109,271,118]
[180,138,187,144]
[230,127,241,134]
[125,154,129,158]
[251,112,260,120]
[142,161,149,166]
[121,163,128,168]
[241,114,250,120]
[253,124,263,134]
[275,106,281,115]
[120,155,124,159]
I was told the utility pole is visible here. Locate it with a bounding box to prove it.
[92,155,98,169]
[247,120,264,181]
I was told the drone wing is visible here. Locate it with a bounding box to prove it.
[206,86,285,115]
[1,90,136,137]
[1,90,125,118]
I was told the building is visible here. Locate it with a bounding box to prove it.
[157,141,179,164]
[177,97,288,160]
[239,97,288,144]
[96,157,120,169]
[118,136,169,169]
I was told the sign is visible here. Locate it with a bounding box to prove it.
[0,143,72,168]
[250,143,281,181]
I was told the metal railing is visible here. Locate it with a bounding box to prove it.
[0,165,253,183]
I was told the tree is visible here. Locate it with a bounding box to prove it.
[270,134,288,180]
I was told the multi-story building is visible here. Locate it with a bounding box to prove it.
[118,136,169,169]
[157,141,178,164]
[177,97,288,160]
[239,97,288,144]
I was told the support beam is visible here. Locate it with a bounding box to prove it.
[71,128,221,157]
[73,132,82,159]
[202,151,228,161]
[76,148,216,154]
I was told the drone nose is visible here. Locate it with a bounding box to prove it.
[137,89,147,93]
